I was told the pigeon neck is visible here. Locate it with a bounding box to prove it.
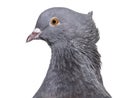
[49,41,101,73]
[50,42,76,70]
[43,41,102,88]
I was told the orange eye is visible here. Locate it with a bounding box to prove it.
[50,17,60,26]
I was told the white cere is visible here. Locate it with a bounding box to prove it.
[33,28,41,33]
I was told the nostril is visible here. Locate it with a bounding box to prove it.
[33,28,41,33]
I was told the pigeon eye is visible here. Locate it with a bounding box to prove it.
[50,17,60,26]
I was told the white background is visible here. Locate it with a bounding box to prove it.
[0,0,120,98]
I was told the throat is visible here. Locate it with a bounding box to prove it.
[48,41,101,80]
[40,41,102,96]
[50,43,78,71]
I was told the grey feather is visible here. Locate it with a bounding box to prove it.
[28,7,112,98]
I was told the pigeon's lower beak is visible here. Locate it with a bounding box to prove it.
[26,28,41,42]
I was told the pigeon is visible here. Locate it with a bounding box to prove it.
[26,7,112,98]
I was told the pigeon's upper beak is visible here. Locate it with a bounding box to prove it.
[26,28,42,42]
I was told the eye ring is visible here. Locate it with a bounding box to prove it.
[50,17,60,26]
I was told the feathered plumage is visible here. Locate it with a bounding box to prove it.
[26,7,111,98]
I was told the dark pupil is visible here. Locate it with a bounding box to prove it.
[52,19,57,24]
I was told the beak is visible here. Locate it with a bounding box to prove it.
[26,28,41,42]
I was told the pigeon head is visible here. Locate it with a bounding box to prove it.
[26,7,99,46]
